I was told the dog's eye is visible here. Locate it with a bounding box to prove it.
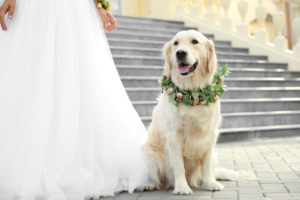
[174,41,178,46]
[192,39,199,44]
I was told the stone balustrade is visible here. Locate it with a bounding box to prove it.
[143,0,300,71]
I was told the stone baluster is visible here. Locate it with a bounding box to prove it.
[219,0,232,29]
[288,0,300,56]
[272,0,287,50]
[190,0,203,19]
[255,0,268,43]
[204,0,216,23]
[237,0,249,36]
[176,0,189,15]
[214,0,222,23]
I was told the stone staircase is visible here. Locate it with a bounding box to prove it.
[107,15,300,141]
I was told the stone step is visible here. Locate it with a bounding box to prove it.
[222,78,300,87]
[113,19,192,29]
[115,25,202,36]
[120,76,300,87]
[109,43,248,54]
[108,38,231,49]
[125,87,300,101]
[222,111,300,128]
[107,35,231,47]
[215,47,249,54]
[107,32,175,42]
[224,87,300,98]
[132,98,300,116]
[218,124,300,142]
[115,15,184,25]
[110,30,214,40]
[116,65,296,77]
[221,62,286,70]
[140,111,300,129]
[112,56,288,69]
[110,47,267,61]
[227,68,300,78]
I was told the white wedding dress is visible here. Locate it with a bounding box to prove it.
[0,0,149,199]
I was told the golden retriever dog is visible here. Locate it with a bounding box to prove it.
[143,30,237,195]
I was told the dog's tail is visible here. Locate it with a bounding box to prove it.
[215,168,257,181]
[215,168,239,181]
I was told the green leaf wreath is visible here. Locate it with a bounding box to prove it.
[160,65,229,107]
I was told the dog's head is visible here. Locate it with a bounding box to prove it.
[163,30,217,90]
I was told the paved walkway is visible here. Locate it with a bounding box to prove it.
[102,136,300,200]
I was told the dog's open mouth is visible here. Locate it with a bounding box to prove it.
[178,62,198,76]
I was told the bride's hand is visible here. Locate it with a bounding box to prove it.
[94,1,116,33]
[98,7,117,33]
[0,0,15,31]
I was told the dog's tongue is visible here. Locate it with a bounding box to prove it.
[178,65,192,74]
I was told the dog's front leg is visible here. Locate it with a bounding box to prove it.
[201,144,224,191]
[166,134,192,195]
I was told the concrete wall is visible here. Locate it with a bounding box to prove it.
[121,0,151,17]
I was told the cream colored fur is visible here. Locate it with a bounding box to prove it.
[143,30,237,195]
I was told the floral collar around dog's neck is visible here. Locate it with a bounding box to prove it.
[159,65,229,107]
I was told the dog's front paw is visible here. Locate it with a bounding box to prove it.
[202,180,224,191]
[144,185,155,191]
[173,182,193,195]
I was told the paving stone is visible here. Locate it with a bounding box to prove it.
[261,183,287,193]
[192,190,212,197]
[237,187,263,194]
[237,180,260,188]
[270,164,291,172]
[115,192,141,200]
[265,193,293,200]
[238,193,264,200]
[276,172,299,180]
[292,193,300,199]
[235,165,253,170]
[138,191,169,200]
[252,165,273,172]
[212,191,237,199]
[284,182,300,193]
[212,198,237,200]
[257,172,278,179]
[218,181,237,189]
[100,197,115,200]
[218,160,234,166]
[238,197,264,200]
[281,179,300,183]
[163,196,208,200]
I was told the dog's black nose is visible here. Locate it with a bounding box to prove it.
[176,50,187,60]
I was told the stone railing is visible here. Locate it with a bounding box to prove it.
[148,0,300,71]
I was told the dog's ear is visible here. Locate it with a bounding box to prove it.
[206,40,217,74]
[163,41,172,77]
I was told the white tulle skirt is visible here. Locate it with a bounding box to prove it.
[0,0,149,199]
